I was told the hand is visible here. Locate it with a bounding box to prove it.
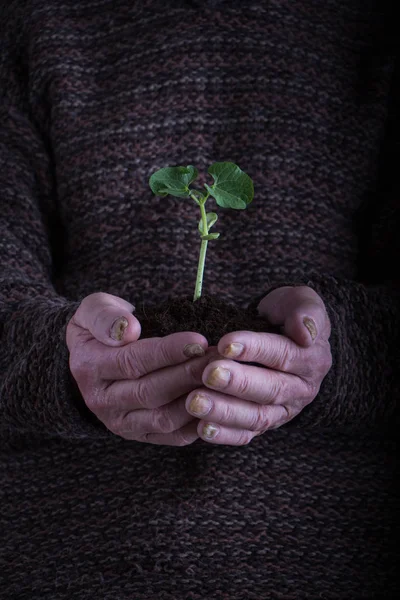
[185,286,332,445]
[66,292,216,445]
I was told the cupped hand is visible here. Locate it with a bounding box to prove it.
[66,292,218,445]
[186,286,332,445]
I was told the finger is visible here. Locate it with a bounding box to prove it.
[256,286,331,347]
[217,331,318,378]
[201,358,311,404]
[111,395,195,439]
[138,420,199,446]
[99,332,212,381]
[196,422,261,446]
[68,291,140,347]
[102,350,219,411]
[186,391,293,431]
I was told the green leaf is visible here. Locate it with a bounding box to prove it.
[204,162,254,209]
[149,165,198,198]
[201,233,220,240]
[198,212,218,235]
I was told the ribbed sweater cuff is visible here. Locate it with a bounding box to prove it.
[0,297,115,441]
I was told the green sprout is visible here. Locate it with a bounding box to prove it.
[149,161,254,302]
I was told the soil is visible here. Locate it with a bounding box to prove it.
[135,294,278,345]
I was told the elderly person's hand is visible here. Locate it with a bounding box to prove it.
[66,292,218,446]
[186,286,332,445]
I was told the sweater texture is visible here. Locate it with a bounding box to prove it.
[0,1,399,598]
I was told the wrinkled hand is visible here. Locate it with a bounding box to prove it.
[66,292,217,446]
[186,286,332,445]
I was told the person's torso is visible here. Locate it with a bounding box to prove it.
[26,0,394,304]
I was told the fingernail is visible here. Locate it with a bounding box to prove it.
[303,317,317,341]
[206,366,231,388]
[188,393,212,417]
[202,423,219,440]
[222,343,244,358]
[183,343,206,358]
[110,316,128,341]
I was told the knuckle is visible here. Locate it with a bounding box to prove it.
[237,430,255,446]
[109,411,143,441]
[173,432,195,447]
[94,382,118,412]
[235,372,251,397]
[151,407,175,434]
[279,375,291,400]
[279,342,294,372]
[248,337,266,363]
[304,364,316,381]
[270,405,294,430]
[288,403,303,422]
[269,375,289,403]
[106,412,126,437]
[302,377,320,402]
[134,379,149,408]
[221,401,236,424]
[249,405,270,432]
[282,404,294,421]
[155,338,173,365]
[294,347,314,380]
[86,388,124,434]
[303,342,332,389]
[83,391,100,414]
[116,346,142,380]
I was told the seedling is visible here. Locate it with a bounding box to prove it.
[149,162,254,302]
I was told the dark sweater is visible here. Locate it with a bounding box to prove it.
[0,1,398,598]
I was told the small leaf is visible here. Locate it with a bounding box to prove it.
[206,212,218,230]
[201,233,220,240]
[204,162,254,209]
[149,165,198,198]
[198,212,218,235]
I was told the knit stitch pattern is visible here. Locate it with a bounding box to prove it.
[0,1,398,598]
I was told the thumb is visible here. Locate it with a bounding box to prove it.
[257,285,327,347]
[70,292,141,346]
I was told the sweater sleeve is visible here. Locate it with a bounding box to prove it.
[0,5,115,447]
[0,102,114,444]
[249,66,400,433]
[252,274,400,432]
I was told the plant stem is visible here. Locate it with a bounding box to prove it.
[193,239,208,302]
[193,195,210,302]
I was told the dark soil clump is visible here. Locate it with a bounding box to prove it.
[135,295,276,345]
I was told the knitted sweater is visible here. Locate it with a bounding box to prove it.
[0,1,398,598]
